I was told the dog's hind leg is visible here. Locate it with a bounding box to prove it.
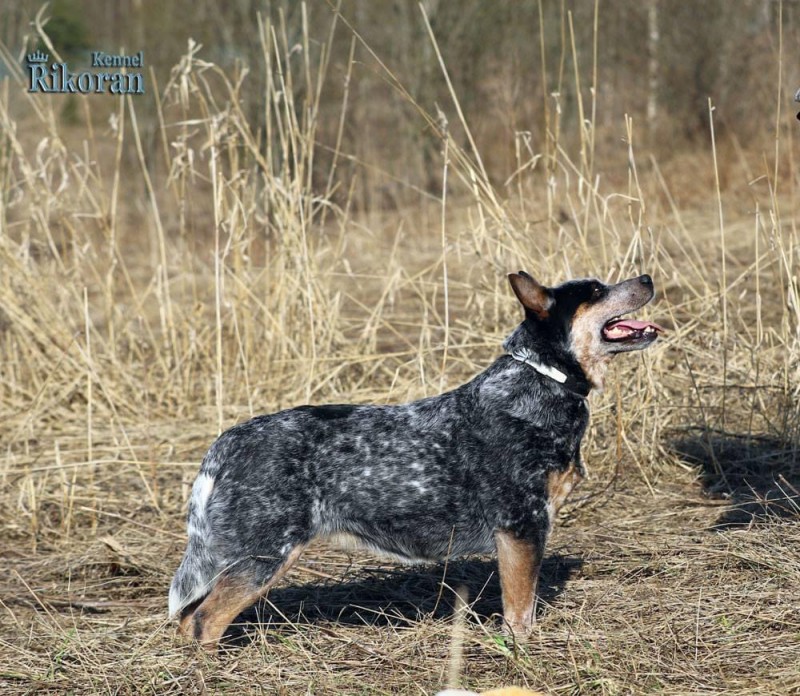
[184,543,306,650]
[494,528,547,637]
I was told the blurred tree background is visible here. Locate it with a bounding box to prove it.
[1,0,796,206]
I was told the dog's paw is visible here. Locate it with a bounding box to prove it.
[499,617,533,639]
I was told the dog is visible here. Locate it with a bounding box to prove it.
[168,272,663,649]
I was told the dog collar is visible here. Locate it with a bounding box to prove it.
[508,348,591,398]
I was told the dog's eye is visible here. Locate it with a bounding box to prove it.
[591,283,604,299]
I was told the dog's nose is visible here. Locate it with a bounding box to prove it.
[638,274,653,287]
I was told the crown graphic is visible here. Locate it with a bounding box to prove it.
[27,50,49,64]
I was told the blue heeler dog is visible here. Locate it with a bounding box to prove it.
[169,272,663,648]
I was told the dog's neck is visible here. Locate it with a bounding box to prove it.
[503,323,592,398]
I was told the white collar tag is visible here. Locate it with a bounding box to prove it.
[509,347,568,384]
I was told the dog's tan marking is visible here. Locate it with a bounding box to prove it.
[569,302,614,388]
[495,530,542,636]
[177,597,203,636]
[179,544,306,651]
[547,464,582,519]
[181,575,257,647]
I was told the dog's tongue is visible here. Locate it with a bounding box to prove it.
[604,318,665,340]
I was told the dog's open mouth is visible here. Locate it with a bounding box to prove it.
[602,317,664,343]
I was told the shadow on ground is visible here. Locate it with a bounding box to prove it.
[226,554,582,644]
[670,428,800,528]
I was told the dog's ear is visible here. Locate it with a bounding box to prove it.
[508,271,553,318]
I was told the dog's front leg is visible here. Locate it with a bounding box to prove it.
[494,528,547,636]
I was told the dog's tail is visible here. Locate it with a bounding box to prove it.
[168,470,220,620]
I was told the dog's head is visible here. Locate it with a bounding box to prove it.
[508,272,663,388]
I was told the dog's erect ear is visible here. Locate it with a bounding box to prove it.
[508,272,553,318]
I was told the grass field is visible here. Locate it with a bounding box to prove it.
[1,10,799,695]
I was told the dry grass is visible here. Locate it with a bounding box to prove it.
[1,9,799,695]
